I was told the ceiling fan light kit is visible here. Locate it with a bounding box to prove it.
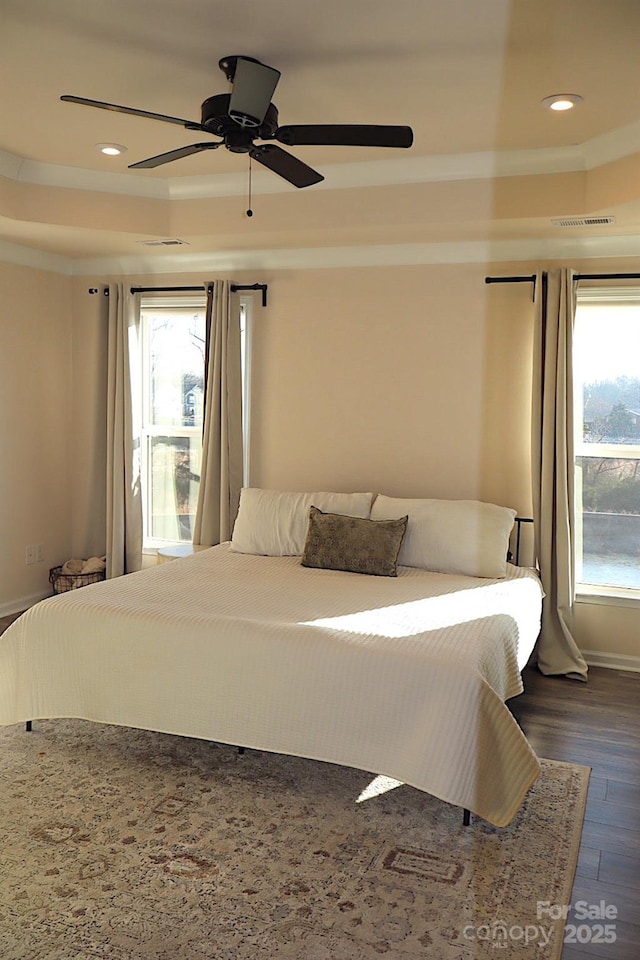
[61,55,414,188]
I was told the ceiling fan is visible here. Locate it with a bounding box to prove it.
[61,55,414,188]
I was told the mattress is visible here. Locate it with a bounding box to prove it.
[0,544,544,826]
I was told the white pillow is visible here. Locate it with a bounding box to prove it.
[230,488,374,556]
[370,495,516,578]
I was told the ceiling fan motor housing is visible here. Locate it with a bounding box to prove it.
[200,94,279,150]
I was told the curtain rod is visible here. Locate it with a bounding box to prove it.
[485,271,640,301]
[484,274,537,300]
[485,274,536,284]
[88,282,268,307]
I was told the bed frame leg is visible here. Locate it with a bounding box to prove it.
[25,721,32,732]
[237,746,245,755]
[463,808,470,826]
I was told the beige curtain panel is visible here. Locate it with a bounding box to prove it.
[105,283,143,578]
[192,280,244,547]
[531,268,588,681]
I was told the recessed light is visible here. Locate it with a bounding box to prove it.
[96,142,128,156]
[541,94,583,112]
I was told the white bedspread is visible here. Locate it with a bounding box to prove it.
[0,544,543,826]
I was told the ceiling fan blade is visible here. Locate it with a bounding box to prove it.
[129,142,222,169]
[249,144,323,188]
[60,95,203,130]
[228,57,281,128]
[276,124,414,149]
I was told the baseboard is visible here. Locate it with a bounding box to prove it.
[0,590,49,618]
[582,649,640,674]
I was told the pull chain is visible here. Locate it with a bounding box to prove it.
[246,157,253,218]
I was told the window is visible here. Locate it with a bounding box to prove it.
[574,288,640,594]
[140,295,251,550]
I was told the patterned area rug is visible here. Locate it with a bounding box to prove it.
[0,719,589,959]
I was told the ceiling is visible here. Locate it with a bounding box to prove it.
[3,0,640,273]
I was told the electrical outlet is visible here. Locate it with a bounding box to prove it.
[25,544,45,565]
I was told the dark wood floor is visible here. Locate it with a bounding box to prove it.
[511,665,640,960]
[1,612,637,955]
[0,611,23,632]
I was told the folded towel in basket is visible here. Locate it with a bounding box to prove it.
[61,556,106,576]
[81,556,107,574]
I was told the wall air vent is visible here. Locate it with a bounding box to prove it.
[137,238,190,247]
[551,216,616,227]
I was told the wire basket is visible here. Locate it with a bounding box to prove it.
[49,565,106,594]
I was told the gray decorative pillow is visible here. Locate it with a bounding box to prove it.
[301,506,408,577]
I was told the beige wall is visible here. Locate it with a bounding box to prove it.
[0,262,73,612]
[248,264,535,512]
[1,258,637,667]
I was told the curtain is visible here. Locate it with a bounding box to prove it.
[105,283,143,578]
[192,281,243,546]
[531,269,588,680]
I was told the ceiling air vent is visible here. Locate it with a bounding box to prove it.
[137,238,190,247]
[551,216,616,228]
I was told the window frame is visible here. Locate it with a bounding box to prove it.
[139,292,252,553]
[574,287,640,601]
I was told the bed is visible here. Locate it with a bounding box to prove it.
[0,490,544,827]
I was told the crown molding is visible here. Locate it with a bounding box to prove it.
[3,233,637,278]
[166,145,586,200]
[0,239,73,274]
[0,151,168,198]
[0,151,23,181]
[1,118,637,203]
[583,117,640,170]
[64,234,640,275]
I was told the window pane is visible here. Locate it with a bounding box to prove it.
[575,301,640,442]
[140,296,249,548]
[149,436,202,542]
[574,296,640,591]
[577,456,640,588]
[148,314,205,427]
